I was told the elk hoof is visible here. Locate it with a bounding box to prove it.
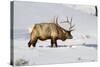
[51,45,57,48]
[29,45,35,48]
[28,44,31,47]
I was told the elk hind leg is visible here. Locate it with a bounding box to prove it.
[32,39,38,47]
[28,40,32,47]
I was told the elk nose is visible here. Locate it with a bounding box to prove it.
[68,35,73,39]
[70,36,73,39]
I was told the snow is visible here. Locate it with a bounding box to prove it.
[14,39,97,66]
[66,5,95,16]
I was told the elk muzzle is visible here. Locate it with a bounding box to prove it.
[67,35,73,39]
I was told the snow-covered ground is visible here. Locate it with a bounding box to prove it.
[13,39,97,66]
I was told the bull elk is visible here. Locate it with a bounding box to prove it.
[28,17,74,47]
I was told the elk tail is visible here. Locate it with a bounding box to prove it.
[28,24,35,33]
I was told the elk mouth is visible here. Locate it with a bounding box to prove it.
[67,35,73,39]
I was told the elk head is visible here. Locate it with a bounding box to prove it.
[53,16,74,40]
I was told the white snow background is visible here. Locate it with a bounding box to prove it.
[13,1,97,66]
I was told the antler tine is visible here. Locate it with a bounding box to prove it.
[68,17,74,31]
[60,17,69,23]
[55,16,59,25]
[66,16,69,22]
[70,17,72,28]
[70,17,72,22]
[69,24,75,30]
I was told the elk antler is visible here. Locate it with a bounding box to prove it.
[66,17,75,31]
[55,16,58,25]
[66,17,69,22]
[60,17,75,31]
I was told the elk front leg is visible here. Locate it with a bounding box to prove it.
[51,38,57,47]
[55,40,57,47]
